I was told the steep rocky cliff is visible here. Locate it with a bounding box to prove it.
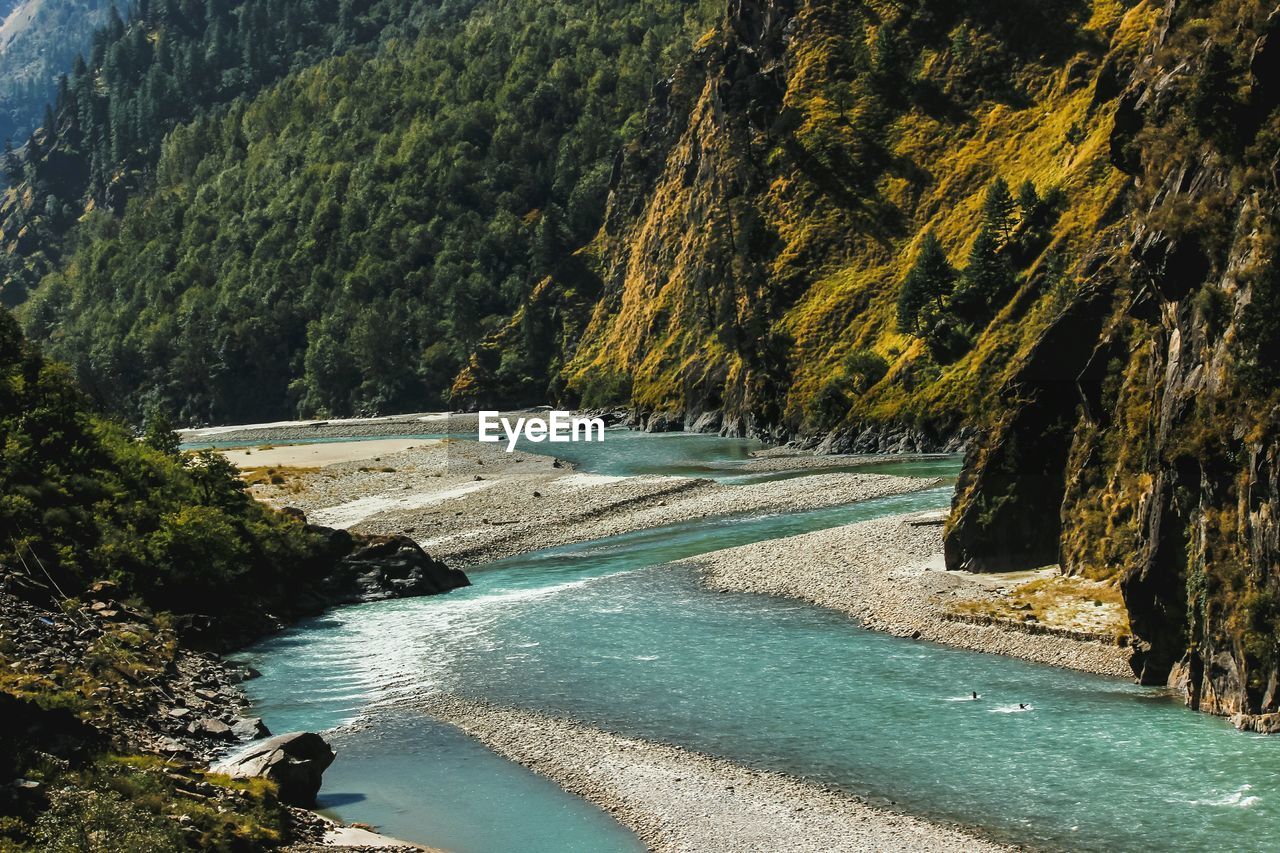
[948,0,1280,727]
[534,0,1155,446]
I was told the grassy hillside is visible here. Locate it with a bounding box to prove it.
[558,0,1156,441]
[19,0,717,423]
[945,0,1280,720]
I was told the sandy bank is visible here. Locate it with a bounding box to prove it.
[221,439,439,469]
[690,512,1133,678]
[249,439,940,565]
[421,697,1010,853]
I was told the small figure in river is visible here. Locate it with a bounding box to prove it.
[971,691,979,700]
[1018,703,1027,710]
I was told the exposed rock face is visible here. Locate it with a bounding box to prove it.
[947,0,1280,725]
[182,524,469,650]
[212,731,336,807]
[322,533,471,604]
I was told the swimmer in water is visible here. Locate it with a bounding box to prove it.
[972,691,979,700]
[1019,703,1027,710]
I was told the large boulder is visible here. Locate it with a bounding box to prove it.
[211,731,335,806]
[323,534,470,604]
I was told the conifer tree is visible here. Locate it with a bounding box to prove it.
[981,177,1016,242]
[1016,179,1040,219]
[897,232,955,334]
[2,139,20,183]
[952,226,1013,322]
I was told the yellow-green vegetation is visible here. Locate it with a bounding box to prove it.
[947,571,1131,640]
[0,606,175,722]
[563,0,1159,436]
[4,750,290,851]
[240,465,321,490]
[947,0,1280,704]
[1059,324,1158,582]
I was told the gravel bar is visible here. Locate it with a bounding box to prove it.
[421,696,1013,853]
[690,513,1133,678]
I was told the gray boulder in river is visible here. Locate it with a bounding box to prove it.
[320,532,471,603]
[212,731,336,806]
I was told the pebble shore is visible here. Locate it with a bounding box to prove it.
[691,513,1133,678]
[248,439,939,565]
[422,696,1013,853]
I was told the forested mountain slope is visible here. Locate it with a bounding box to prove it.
[11,0,717,422]
[0,0,491,307]
[464,0,1280,726]
[0,0,117,157]
[461,0,1156,446]
[0,0,1274,733]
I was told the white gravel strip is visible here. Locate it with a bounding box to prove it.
[422,697,1013,853]
[253,440,941,565]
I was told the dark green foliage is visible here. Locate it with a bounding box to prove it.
[897,232,956,334]
[1193,284,1230,341]
[574,366,633,410]
[0,0,117,166]
[1187,42,1243,149]
[2,138,20,183]
[870,25,912,97]
[900,176,1050,355]
[1237,266,1280,390]
[951,226,1013,323]
[1016,179,1040,217]
[843,348,889,393]
[0,0,480,293]
[980,176,1016,241]
[809,348,889,431]
[24,0,715,423]
[0,308,324,617]
[813,376,853,430]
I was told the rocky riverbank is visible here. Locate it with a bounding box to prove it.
[421,696,1011,853]
[243,438,939,565]
[0,524,465,850]
[691,512,1133,678]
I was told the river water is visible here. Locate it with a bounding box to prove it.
[235,431,1280,852]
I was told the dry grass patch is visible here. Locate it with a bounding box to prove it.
[948,570,1130,640]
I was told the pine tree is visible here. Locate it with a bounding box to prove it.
[981,177,1016,242]
[897,232,955,334]
[952,226,1013,322]
[1016,179,1040,219]
[870,25,911,96]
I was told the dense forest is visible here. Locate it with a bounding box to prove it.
[10,0,716,422]
[0,0,499,303]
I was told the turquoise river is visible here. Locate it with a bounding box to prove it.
[229,430,1280,852]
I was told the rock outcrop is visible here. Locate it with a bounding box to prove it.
[212,731,336,807]
[321,533,471,604]
[947,0,1280,725]
[181,523,469,650]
